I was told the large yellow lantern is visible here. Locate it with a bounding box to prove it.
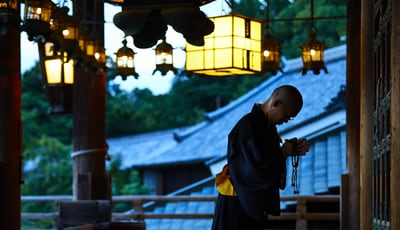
[185,14,262,77]
[39,41,74,114]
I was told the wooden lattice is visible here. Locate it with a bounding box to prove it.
[372,0,392,229]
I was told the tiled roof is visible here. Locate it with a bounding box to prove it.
[107,128,179,169]
[107,45,346,167]
[143,177,217,230]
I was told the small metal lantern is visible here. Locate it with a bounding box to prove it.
[115,39,138,80]
[0,0,19,35]
[22,0,53,41]
[153,38,177,76]
[262,33,282,75]
[301,31,328,75]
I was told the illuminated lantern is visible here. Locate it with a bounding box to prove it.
[39,41,74,114]
[22,0,53,41]
[153,38,177,76]
[0,0,19,35]
[186,14,262,77]
[262,33,282,75]
[301,31,327,75]
[115,39,138,80]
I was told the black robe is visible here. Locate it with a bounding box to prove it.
[212,104,286,230]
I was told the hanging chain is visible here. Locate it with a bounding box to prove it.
[291,155,299,194]
[286,139,300,194]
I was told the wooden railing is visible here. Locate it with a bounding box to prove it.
[21,195,340,230]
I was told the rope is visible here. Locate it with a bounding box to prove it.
[70,148,108,158]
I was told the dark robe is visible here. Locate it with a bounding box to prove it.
[212,104,286,230]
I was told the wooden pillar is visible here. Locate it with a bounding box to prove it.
[0,2,22,229]
[359,0,373,229]
[345,0,361,229]
[296,198,307,230]
[72,0,109,200]
[391,1,400,229]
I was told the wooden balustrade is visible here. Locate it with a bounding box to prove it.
[21,195,340,229]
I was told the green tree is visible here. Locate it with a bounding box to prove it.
[21,63,74,229]
[273,0,346,58]
[22,63,73,196]
[107,154,149,211]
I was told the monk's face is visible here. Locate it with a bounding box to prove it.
[271,99,298,125]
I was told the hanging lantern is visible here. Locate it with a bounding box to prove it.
[38,41,74,114]
[262,33,282,75]
[0,0,19,35]
[85,39,96,57]
[94,46,106,65]
[185,14,262,77]
[0,0,17,10]
[50,7,81,61]
[115,39,138,80]
[22,0,53,41]
[153,38,177,76]
[300,30,327,75]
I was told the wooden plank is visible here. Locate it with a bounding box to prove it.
[347,0,361,229]
[112,195,217,202]
[112,213,214,219]
[341,173,349,229]
[302,213,340,220]
[21,213,57,220]
[360,0,373,228]
[296,198,307,230]
[57,200,111,228]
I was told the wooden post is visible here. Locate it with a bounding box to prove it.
[391,1,400,229]
[296,198,307,230]
[0,2,22,229]
[345,0,361,229]
[360,0,373,228]
[72,0,109,200]
[340,174,349,229]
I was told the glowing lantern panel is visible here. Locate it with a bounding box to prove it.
[301,31,327,75]
[186,14,262,76]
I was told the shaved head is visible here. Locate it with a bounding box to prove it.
[271,85,303,113]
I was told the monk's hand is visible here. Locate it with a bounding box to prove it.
[282,138,310,157]
[294,138,310,156]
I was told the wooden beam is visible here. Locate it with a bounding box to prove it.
[72,0,109,200]
[346,0,361,229]
[360,0,373,229]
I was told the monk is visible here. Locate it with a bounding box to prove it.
[211,85,310,230]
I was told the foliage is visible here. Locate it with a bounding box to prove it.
[107,154,150,211]
[21,63,74,196]
[22,62,74,148]
[272,0,347,58]
[106,75,265,137]
[234,0,346,59]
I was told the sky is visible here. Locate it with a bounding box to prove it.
[20,1,229,95]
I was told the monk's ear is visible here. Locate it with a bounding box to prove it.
[272,99,283,108]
